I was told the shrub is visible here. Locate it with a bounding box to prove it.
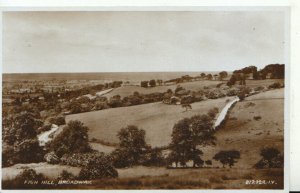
[78,155,118,180]
[253,116,262,121]
[269,82,282,89]
[141,148,166,167]
[44,151,60,164]
[57,170,76,180]
[254,147,283,168]
[205,160,212,166]
[49,116,66,126]
[208,107,219,118]
[213,150,240,168]
[60,152,106,167]
[237,90,246,100]
[226,88,238,96]
[37,124,52,134]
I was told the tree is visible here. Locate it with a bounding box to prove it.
[254,147,283,168]
[141,81,149,88]
[207,74,213,80]
[219,71,228,80]
[149,79,156,87]
[227,75,237,86]
[2,112,44,166]
[200,73,206,79]
[112,125,149,168]
[46,120,91,157]
[169,114,216,167]
[213,150,240,168]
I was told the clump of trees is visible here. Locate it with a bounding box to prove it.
[141,79,159,88]
[254,147,283,169]
[213,150,241,168]
[167,111,217,168]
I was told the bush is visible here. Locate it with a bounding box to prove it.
[213,150,240,168]
[44,151,60,164]
[269,82,282,89]
[254,147,283,168]
[226,88,238,96]
[37,124,52,134]
[205,160,212,166]
[253,116,262,121]
[60,152,106,167]
[49,116,66,126]
[78,155,118,180]
[237,90,246,100]
[57,170,76,180]
[208,107,219,118]
[141,148,166,167]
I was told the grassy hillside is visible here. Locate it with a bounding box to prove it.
[66,96,234,147]
[202,88,284,168]
[104,80,223,98]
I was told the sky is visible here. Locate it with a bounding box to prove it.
[2,11,287,73]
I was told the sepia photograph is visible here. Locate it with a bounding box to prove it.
[1,9,287,190]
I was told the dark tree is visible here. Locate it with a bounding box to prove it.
[149,79,156,87]
[219,71,228,80]
[46,120,91,157]
[200,73,206,79]
[169,114,216,167]
[112,125,149,168]
[227,75,237,86]
[207,74,213,80]
[141,81,149,88]
[213,150,241,168]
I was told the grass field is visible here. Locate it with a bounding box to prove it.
[66,96,234,147]
[243,79,284,88]
[104,80,223,98]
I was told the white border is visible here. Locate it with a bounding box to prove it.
[0,0,297,193]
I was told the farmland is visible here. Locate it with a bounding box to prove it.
[66,96,235,147]
[103,80,224,98]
